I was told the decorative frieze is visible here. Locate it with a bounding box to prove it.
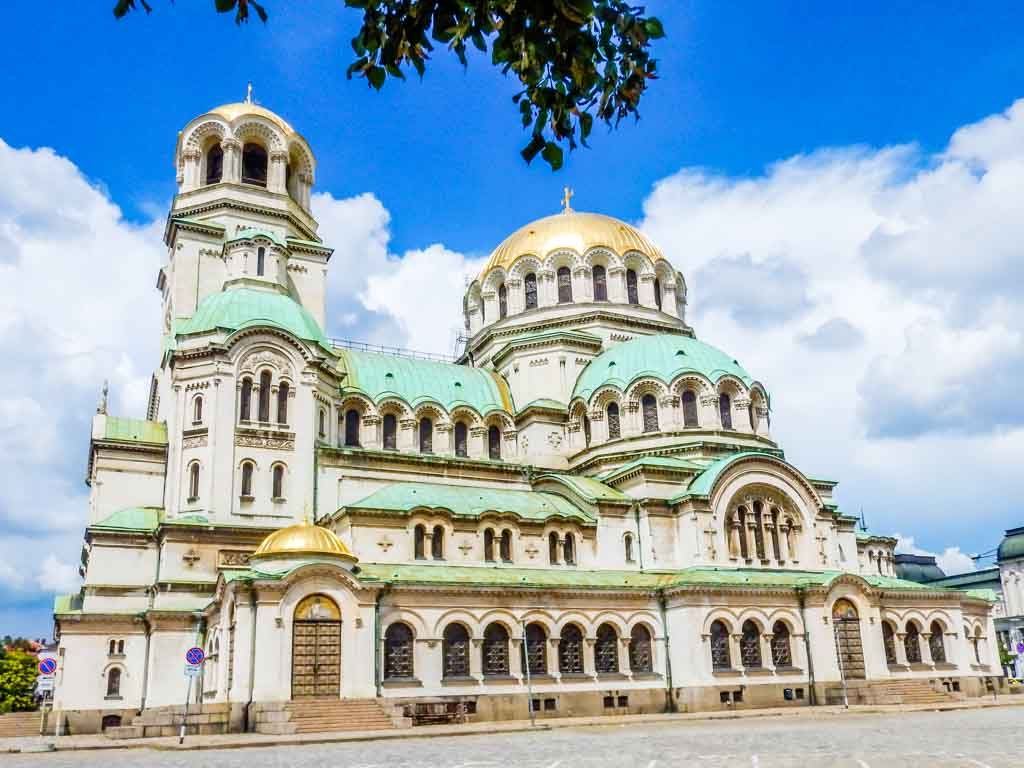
[218,550,253,568]
[234,434,294,451]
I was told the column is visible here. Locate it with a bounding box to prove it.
[620,637,632,675]
[583,637,597,677]
[398,418,417,452]
[608,267,626,302]
[469,426,487,459]
[761,633,776,671]
[548,637,560,678]
[745,517,758,562]
[469,637,483,681]
[362,415,381,450]
[221,138,242,184]
[639,273,656,307]
[268,150,289,193]
[435,422,453,456]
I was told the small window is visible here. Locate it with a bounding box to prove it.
[484,528,495,562]
[419,417,433,453]
[719,392,733,430]
[562,533,576,565]
[498,283,508,319]
[276,381,289,425]
[624,533,635,563]
[488,425,501,460]
[617,695,629,708]
[319,409,327,439]
[548,532,559,565]
[499,529,513,562]
[256,246,265,277]
[241,142,268,186]
[626,269,639,305]
[641,394,659,432]
[557,266,573,303]
[431,524,445,560]
[205,143,223,185]
[384,622,414,680]
[442,623,470,678]
[414,524,426,560]
[592,265,607,301]
[272,464,284,499]
[629,625,653,673]
[239,378,252,421]
[929,621,947,664]
[344,409,360,446]
[607,402,621,439]
[595,623,619,674]
[258,370,272,422]
[710,620,731,670]
[454,421,468,457]
[771,621,792,667]
[653,277,662,310]
[479,294,485,323]
[106,667,121,698]
[524,622,547,676]
[543,698,557,711]
[603,696,615,708]
[559,624,584,674]
[240,462,254,497]
[193,395,203,424]
[741,620,762,668]
[483,623,510,676]
[108,639,116,655]
[382,414,397,450]
[188,463,200,501]
[882,622,897,665]
[682,390,698,427]
[524,273,538,310]
[583,413,591,446]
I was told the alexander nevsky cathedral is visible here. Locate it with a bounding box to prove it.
[50,98,1001,737]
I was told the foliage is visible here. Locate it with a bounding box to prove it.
[0,650,37,713]
[998,642,1017,668]
[2,636,37,653]
[111,0,665,171]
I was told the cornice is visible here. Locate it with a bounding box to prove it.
[168,192,318,242]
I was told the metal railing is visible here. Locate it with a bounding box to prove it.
[329,337,457,363]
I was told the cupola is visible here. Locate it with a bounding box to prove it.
[251,519,358,568]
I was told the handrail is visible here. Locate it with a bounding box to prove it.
[329,337,457,363]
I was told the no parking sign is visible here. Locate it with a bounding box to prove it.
[38,657,57,676]
[185,646,205,666]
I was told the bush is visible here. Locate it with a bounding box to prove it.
[0,650,38,713]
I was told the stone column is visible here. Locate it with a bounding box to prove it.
[761,633,776,671]
[469,638,483,680]
[619,637,632,675]
[469,426,487,459]
[221,138,242,184]
[728,513,742,559]
[608,267,626,302]
[435,422,453,456]
[583,637,597,677]
[269,150,289,193]
[362,415,381,450]
[182,147,201,191]
[639,273,656,307]
[548,637,560,678]
[398,418,417,452]
[506,278,523,314]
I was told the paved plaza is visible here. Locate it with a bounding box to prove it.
[5,707,1021,767]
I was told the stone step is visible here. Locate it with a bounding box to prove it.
[0,712,41,737]
[283,698,397,733]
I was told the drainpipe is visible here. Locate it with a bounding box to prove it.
[374,584,390,697]
[243,587,258,731]
[657,591,676,712]
[633,502,645,570]
[796,586,817,706]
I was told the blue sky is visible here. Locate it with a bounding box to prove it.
[1,1,1023,637]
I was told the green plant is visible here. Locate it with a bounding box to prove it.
[0,650,38,713]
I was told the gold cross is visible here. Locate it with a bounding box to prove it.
[561,186,574,212]
[246,81,254,104]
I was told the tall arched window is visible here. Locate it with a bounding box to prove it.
[193,395,203,424]
[382,413,397,450]
[484,528,495,562]
[710,620,731,670]
[624,533,635,563]
[972,628,982,663]
[557,266,573,303]
[883,622,897,665]
[258,370,272,422]
[384,622,414,680]
[641,394,659,432]
[272,464,285,499]
[413,524,426,560]
[318,409,327,439]
[117,639,124,654]
[559,624,584,674]
[188,462,200,501]
[626,269,639,304]
[498,283,508,318]
[241,142,268,186]
[524,272,538,310]
[431,524,445,560]
[345,409,360,446]
[276,381,289,425]
[488,425,501,460]
[653,277,662,310]
[499,529,513,562]
[718,392,733,429]
[205,143,223,184]
[256,246,266,277]
[442,623,470,678]
[771,621,792,667]
[630,624,653,673]
[483,623,510,676]
[595,623,619,674]
[741,620,762,668]
[108,639,117,655]
[904,623,922,664]
[592,265,607,301]
[748,402,758,432]
[240,461,254,497]
[682,390,698,427]
[418,417,433,453]
[583,413,591,446]
[548,532,559,564]
[929,621,946,663]
[524,622,547,676]
[106,667,121,698]
[479,294,485,323]
[454,421,468,457]
[562,532,576,565]
[607,402,621,439]
[239,378,252,421]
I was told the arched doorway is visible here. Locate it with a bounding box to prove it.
[292,594,341,698]
[832,599,865,680]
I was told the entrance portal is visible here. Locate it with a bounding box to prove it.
[291,594,341,698]
[832,598,866,680]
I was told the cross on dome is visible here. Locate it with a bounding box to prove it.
[245,81,254,104]
[561,186,574,212]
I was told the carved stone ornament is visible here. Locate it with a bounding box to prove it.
[235,434,295,451]
[182,435,208,449]
[239,350,292,376]
[547,431,564,449]
[218,550,252,568]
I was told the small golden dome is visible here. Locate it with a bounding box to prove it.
[252,520,356,562]
[208,102,297,137]
[480,210,665,279]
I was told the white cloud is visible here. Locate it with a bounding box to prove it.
[895,535,977,577]
[36,554,80,594]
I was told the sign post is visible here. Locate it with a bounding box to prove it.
[37,658,57,741]
[180,647,205,744]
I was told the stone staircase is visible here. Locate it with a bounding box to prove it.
[0,711,41,738]
[253,698,406,735]
[825,678,959,706]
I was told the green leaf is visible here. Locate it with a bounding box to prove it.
[541,141,564,171]
[366,65,386,90]
[214,0,237,13]
[644,17,665,39]
[520,134,546,164]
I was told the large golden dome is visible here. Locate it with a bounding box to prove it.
[208,102,297,137]
[481,210,665,278]
[253,519,356,562]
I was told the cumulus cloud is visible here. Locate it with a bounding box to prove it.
[797,318,864,350]
[896,535,978,577]
[694,253,811,326]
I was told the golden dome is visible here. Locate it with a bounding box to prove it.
[252,520,357,562]
[480,210,665,278]
[208,102,297,137]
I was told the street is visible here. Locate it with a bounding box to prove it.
[5,707,1022,767]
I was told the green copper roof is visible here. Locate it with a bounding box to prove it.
[572,333,757,402]
[893,554,947,583]
[336,349,514,415]
[227,227,287,247]
[89,506,162,533]
[669,451,784,502]
[517,398,569,414]
[998,526,1024,562]
[176,287,331,349]
[343,481,594,523]
[53,593,84,614]
[537,474,631,503]
[102,417,167,445]
[927,567,1002,590]
[600,455,709,483]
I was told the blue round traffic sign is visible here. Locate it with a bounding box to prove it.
[185,647,205,665]
[38,658,56,676]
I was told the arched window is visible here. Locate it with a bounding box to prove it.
[240,461,254,497]
[548,532,559,565]
[719,392,733,430]
[108,639,116,655]
[771,621,792,667]
[626,269,639,304]
[752,500,766,560]
[653,277,662,310]
[479,295,485,323]
[624,533,635,563]
[345,409,360,446]
[384,622,414,680]
[682,390,698,427]
[710,620,731,670]
[258,370,272,422]
[256,246,266,277]
[276,381,289,425]
[205,143,223,184]
[882,622,897,665]
[557,266,573,303]
[498,283,508,318]
[559,624,584,674]
[741,620,762,668]
[483,623,510,676]
[442,623,470,678]
[454,421,468,457]
[630,624,653,673]
[188,462,200,501]
[117,639,124,654]
[595,623,619,674]
[488,425,501,460]
[484,528,495,562]
[413,524,426,560]
[562,532,576,565]
[106,667,121,698]
[607,402,621,439]
[641,393,659,432]
[583,412,591,446]
[524,272,538,310]
[592,264,607,301]
[904,623,922,664]
[318,409,327,439]
[431,524,445,560]
[524,622,547,676]
[500,529,513,562]
[272,464,285,499]
[418,417,433,453]
[239,378,252,421]
[929,621,946,663]
[193,395,203,424]
[972,628,982,663]
[382,414,397,450]
[241,142,268,186]
[748,402,758,432]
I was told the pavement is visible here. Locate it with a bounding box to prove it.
[3,696,1023,755]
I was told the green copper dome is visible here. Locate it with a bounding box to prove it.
[998,526,1024,562]
[176,287,330,349]
[572,333,757,402]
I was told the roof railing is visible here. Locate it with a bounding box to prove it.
[329,337,457,363]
